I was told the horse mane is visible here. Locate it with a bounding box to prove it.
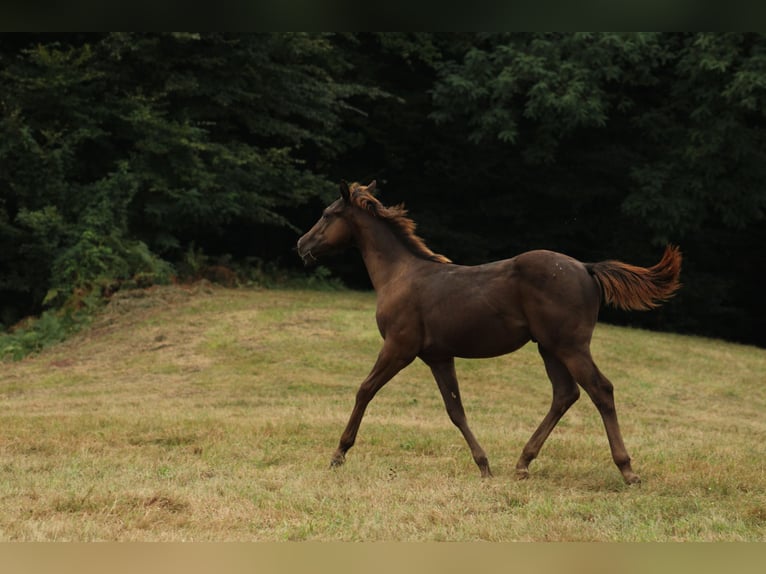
[349,183,452,264]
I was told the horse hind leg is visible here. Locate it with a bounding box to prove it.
[562,351,641,484]
[515,345,581,479]
[428,358,492,478]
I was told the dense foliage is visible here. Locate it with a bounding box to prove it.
[1,33,764,351]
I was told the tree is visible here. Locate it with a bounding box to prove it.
[2,33,764,347]
[426,33,766,345]
[429,33,766,240]
[0,33,372,326]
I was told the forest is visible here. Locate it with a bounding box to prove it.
[1,33,764,350]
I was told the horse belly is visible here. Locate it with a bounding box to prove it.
[423,313,530,359]
[414,260,531,360]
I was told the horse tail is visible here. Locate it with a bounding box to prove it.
[586,245,682,311]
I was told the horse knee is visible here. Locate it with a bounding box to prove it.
[550,385,580,416]
[563,385,581,407]
[589,377,616,411]
[445,407,467,429]
[567,361,613,408]
[355,380,379,404]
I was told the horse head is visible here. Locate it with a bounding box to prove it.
[296,180,376,264]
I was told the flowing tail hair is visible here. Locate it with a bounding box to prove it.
[586,245,682,311]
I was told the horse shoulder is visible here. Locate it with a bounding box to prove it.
[373,278,422,342]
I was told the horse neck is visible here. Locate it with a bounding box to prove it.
[352,213,420,291]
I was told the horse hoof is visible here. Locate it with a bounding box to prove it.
[515,468,530,481]
[329,454,345,469]
[624,473,641,485]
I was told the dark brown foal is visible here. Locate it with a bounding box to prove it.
[297,181,681,484]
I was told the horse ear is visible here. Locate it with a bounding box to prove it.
[340,180,350,203]
[367,180,377,195]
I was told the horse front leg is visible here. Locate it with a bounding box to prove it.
[427,358,492,478]
[330,344,414,468]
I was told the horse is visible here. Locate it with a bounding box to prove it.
[296,180,682,484]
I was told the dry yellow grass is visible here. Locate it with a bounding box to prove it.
[1,284,765,541]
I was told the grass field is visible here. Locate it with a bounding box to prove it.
[0,284,765,541]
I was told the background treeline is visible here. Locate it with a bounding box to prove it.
[1,33,764,350]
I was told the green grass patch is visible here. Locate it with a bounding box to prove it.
[1,285,765,540]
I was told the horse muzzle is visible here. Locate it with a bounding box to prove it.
[296,237,317,266]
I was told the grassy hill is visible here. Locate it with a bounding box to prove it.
[1,285,764,541]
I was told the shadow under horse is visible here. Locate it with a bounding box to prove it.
[297,181,682,484]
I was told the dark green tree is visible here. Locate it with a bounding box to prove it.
[2,32,764,348]
[427,32,766,344]
[0,33,372,327]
